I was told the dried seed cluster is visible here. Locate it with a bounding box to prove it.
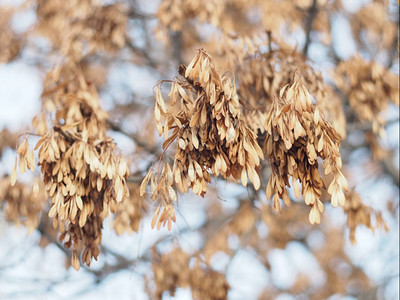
[236,45,346,137]
[36,0,126,60]
[203,202,256,262]
[150,248,229,300]
[35,0,94,46]
[141,163,178,231]
[111,183,146,235]
[155,0,221,43]
[70,4,127,54]
[0,129,16,157]
[207,34,270,134]
[264,73,348,224]
[334,55,399,135]
[260,203,303,249]
[343,190,388,244]
[0,7,20,63]
[10,139,36,186]
[154,0,337,58]
[0,177,44,232]
[14,65,130,270]
[142,49,263,229]
[209,34,346,138]
[351,1,397,50]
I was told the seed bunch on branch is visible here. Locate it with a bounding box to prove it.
[36,0,126,60]
[149,248,229,300]
[155,0,221,43]
[0,6,21,63]
[264,72,348,224]
[12,64,130,270]
[208,34,346,138]
[343,190,388,245]
[111,183,146,235]
[141,49,263,230]
[334,54,399,136]
[0,177,44,232]
[351,0,398,51]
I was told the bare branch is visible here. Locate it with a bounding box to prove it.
[106,119,161,155]
[303,0,318,57]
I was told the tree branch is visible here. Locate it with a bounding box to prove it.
[125,37,158,69]
[303,0,318,57]
[381,155,399,188]
[106,119,161,155]
[386,17,399,69]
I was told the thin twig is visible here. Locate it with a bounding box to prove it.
[125,37,158,69]
[381,155,400,187]
[127,9,155,20]
[171,31,184,65]
[345,118,400,134]
[303,0,318,57]
[106,119,160,155]
[386,17,399,69]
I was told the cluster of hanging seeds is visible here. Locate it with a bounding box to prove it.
[13,64,130,269]
[141,49,263,230]
[264,72,348,224]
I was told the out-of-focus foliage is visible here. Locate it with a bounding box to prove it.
[0,0,398,299]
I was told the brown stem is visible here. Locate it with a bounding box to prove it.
[106,119,160,155]
[303,0,318,57]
